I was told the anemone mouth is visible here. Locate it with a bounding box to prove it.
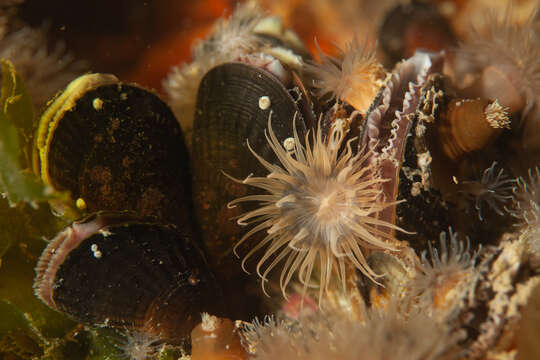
[227,113,406,302]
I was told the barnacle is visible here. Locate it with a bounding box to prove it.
[458,161,516,221]
[438,99,511,161]
[228,116,404,302]
[304,36,387,114]
[405,229,480,315]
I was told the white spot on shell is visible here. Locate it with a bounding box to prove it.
[411,182,422,196]
[259,96,271,110]
[75,198,87,210]
[99,229,112,237]
[90,244,102,258]
[417,152,432,170]
[283,137,295,151]
[92,98,103,110]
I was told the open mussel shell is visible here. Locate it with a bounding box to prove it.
[360,51,454,254]
[191,62,307,318]
[33,212,220,342]
[35,74,191,226]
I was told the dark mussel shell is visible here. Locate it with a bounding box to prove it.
[191,62,307,317]
[378,2,456,66]
[33,212,220,342]
[394,74,455,253]
[35,74,191,226]
[192,62,306,267]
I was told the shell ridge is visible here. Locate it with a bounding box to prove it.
[363,76,396,155]
[377,51,442,162]
[363,52,443,228]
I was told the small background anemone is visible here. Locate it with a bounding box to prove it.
[510,167,540,267]
[458,161,516,221]
[303,36,386,113]
[0,2,85,109]
[511,167,540,228]
[115,328,162,360]
[452,7,540,116]
[241,304,457,360]
[405,229,480,316]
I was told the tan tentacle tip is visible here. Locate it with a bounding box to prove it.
[200,312,219,332]
[243,173,254,183]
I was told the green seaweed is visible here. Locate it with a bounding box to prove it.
[157,345,184,360]
[81,329,124,360]
[0,59,64,207]
[0,61,189,359]
[0,195,79,359]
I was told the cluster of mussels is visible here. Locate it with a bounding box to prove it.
[27,2,540,360]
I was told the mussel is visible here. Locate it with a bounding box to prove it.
[191,61,309,317]
[358,51,454,253]
[32,73,214,342]
[33,212,220,343]
[192,62,307,265]
[34,73,192,227]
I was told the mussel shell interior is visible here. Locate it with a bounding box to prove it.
[37,213,219,341]
[39,80,191,225]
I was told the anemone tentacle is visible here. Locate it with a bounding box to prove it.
[228,113,405,301]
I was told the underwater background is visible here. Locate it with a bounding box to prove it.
[1,0,540,359]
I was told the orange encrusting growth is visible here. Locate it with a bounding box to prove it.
[191,313,248,360]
